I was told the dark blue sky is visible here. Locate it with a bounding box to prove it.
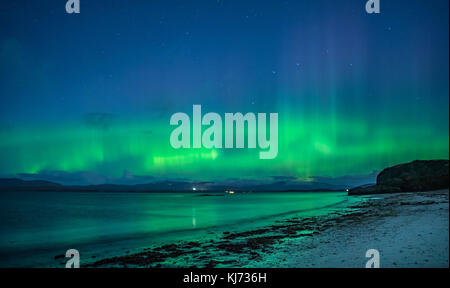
[0,0,448,184]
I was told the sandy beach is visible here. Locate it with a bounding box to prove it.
[252,190,449,268]
[86,189,448,268]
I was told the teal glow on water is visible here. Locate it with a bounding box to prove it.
[0,191,355,267]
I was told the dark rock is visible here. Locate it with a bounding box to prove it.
[349,184,401,195]
[377,160,449,191]
[349,160,449,195]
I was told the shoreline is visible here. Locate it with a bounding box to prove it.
[253,189,449,268]
[1,191,350,268]
[86,189,449,268]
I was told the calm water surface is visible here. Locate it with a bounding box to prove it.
[0,191,358,267]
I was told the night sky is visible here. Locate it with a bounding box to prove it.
[0,0,448,184]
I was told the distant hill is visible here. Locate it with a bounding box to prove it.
[0,178,62,189]
[0,178,346,193]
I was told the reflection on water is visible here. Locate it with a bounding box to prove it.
[192,208,196,228]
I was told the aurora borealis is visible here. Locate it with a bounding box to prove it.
[0,0,448,184]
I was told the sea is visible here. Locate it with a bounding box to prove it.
[0,190,360,267]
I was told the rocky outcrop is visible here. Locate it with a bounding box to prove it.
[349,160,449,195]
[349,184,401,195]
